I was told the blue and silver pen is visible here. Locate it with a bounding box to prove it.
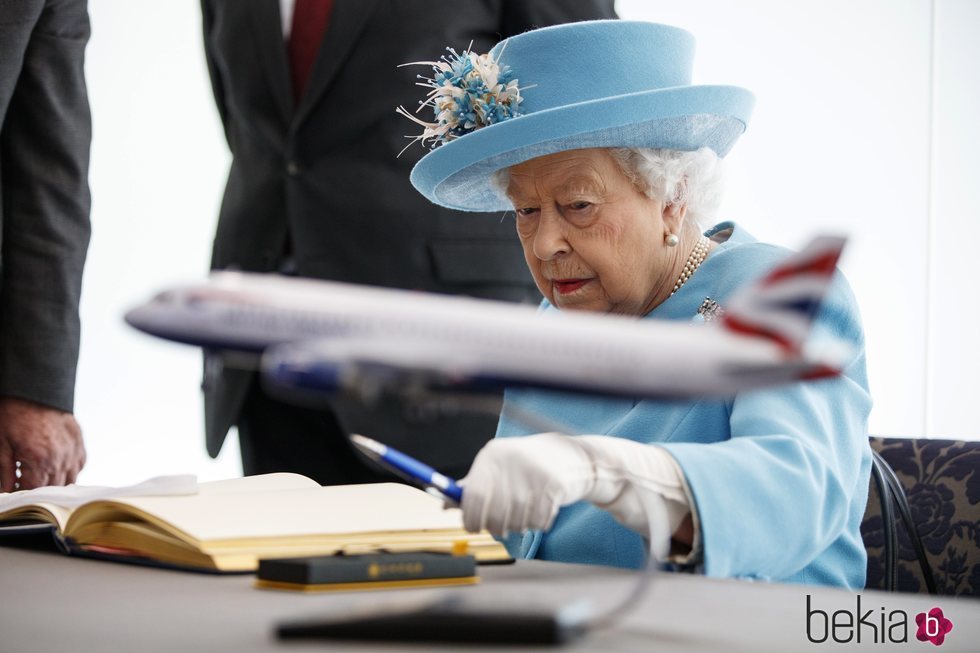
[349,434,463,505]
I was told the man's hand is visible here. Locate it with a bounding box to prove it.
[0,397,85,491]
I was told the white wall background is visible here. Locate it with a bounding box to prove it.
[74,0,980,485]
[78,0,240,484]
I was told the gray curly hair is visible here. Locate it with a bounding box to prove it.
[493,147,726,226]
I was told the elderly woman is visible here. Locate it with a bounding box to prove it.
[404,21,871,588]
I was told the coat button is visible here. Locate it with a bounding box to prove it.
[286,161,301,176]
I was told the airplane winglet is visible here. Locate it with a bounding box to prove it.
[722,236,846,355]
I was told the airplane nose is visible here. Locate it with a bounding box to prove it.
[123,299,187,338]
[123,304,155,332]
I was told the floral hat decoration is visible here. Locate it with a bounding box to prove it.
[400,20,755,213]
[396,45,525,152]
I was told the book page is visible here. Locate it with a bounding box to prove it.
[193,472,319,494]
[60,473,315,538]
[0,502,72,531]
[1,474,201,533]
[66,480,463,545]
[0,475,196,514]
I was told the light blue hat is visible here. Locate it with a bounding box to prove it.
[407,20,754,212]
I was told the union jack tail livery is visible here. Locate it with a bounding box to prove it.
[722,236,846,355]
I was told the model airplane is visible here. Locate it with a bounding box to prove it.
[125,236,848,402]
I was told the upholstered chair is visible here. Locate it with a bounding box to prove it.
[862,437,980,596]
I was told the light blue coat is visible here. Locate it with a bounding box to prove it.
[496,223,872,589]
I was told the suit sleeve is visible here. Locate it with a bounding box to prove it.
[500,0,617,36]
[0,0,92,413]
[661,277,873,580]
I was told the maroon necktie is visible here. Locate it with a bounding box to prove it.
[288,0,334,104]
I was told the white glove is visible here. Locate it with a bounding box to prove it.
[459,433,595,536]
[460,433,694,561]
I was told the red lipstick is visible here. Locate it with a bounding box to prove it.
[553,279,590,294]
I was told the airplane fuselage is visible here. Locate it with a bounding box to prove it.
[126,272,825,400]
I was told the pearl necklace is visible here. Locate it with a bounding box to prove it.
[671,236,710,296]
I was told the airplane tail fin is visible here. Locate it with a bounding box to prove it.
[722,236,846,355]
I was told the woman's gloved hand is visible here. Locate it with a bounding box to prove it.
[459,433,595,535]
[459,432,693,561]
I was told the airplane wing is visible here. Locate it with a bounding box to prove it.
[261,338,486,404]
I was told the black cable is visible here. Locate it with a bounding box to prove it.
[872,449,938,595]
[870,452,896,592]
[399,389,661,630]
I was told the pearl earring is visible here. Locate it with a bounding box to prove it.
[665,233,680,247]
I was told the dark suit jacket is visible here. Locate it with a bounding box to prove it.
[200,0,617,467]
[0,0,91,412]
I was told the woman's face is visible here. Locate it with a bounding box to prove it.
[506,148,677,316]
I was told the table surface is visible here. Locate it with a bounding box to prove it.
[1,546,977,652]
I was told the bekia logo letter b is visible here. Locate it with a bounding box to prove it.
[915,607,953,646]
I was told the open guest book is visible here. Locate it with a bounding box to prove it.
[0,473,510,572]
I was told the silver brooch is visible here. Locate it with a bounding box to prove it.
[696,297,725,322]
